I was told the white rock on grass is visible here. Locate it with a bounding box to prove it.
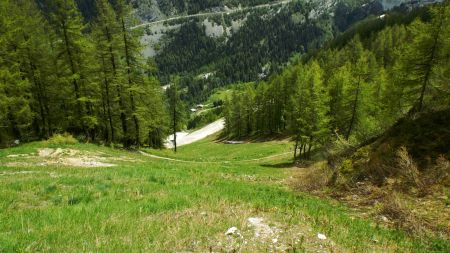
[317,233,327,240]
[381,216,389,222]
[225,227,240,236]
[247,217,282,244]
[248,217,273,238]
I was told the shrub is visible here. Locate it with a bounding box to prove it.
[340,159,354,175]
[380,193,409,223]
[425,156,450,186]
[395,147,449,196]
[293,162,331,192]
[47,133,78,145]
[378,192,428,234]
[396,146,423,189]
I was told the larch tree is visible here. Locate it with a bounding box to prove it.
[0,0,32,143]
[13,0,55,139]
[167,80,185,152]
[92,0,122,145]
[397,3,450,113]
[344,37,371,140]
[327,64,352,137]
[291,61,329,159]
[49,0,96,138]
[116,0,143,147]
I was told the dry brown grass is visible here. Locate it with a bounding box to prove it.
[376,192,448,236]
[424,155,450,186]
[379,193,410,226]
[288,153,450,238]
[393,147,450,197]
[290,161,332,192]
[396,146,424,190]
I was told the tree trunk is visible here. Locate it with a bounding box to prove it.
[29,61,47,137]
[101,56,115,144]
[24,34,49,138]
[105,25,128,146]
[173,101,177,153]
[121,18,140,146]
[346,77,361,140]
[62,21,84,134]
[130,92,140,146]
[308,136,313,159]
[7,109,21,140]
[300,142,306,160]
[100,86,109,143]
[417,24,440,112]
[294,135,299,160]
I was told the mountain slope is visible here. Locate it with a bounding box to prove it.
[1,137,448,252]
[151,0,387,99]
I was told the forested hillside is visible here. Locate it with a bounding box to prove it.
[149,0,445,105]
[223,3,449,158]
[155,0,277,15]
[153,0,389,103]
[37,0,441,106]
[0,0,167,148]
[1,1,449,251]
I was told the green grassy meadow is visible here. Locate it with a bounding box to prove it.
[0,137,448,252]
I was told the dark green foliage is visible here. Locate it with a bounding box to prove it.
[223,3,450,159]
[167,79,187,152]
[333,0,384,32]
[187,107,222,130]
[0,0,168,147]
[326,5,431,53]
[340,108,450,186]
[156,22,219,83]
[154,0,382,100]
[376,108,450,168]
[396,3,450,113]
[156,0,277,15]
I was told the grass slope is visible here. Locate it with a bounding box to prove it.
[144,135,293,162]
[0,138,448,252]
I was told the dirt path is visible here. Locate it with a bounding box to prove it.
[139,150,293,164]
[131,0,292,30]
[166,118,225,148]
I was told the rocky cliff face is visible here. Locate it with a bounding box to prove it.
[130,0,443,22]
[130,0,166,21]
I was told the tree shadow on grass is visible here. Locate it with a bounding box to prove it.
[260,162,295,168]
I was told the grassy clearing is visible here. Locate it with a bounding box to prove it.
[144,135,294,163]
[0,138,448,252]
[206,88,232,106]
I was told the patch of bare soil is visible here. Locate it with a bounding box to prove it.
[5,148,137,168]
[0,170,38,176]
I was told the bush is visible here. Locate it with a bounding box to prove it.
[425,156,450,186]
[293,162,332,192]
[379,193,413,230]
[395,147,449,196]
[340,159,354,175]
[396,146,423,189]
[46,133,78,145]
[378,193,427,234]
